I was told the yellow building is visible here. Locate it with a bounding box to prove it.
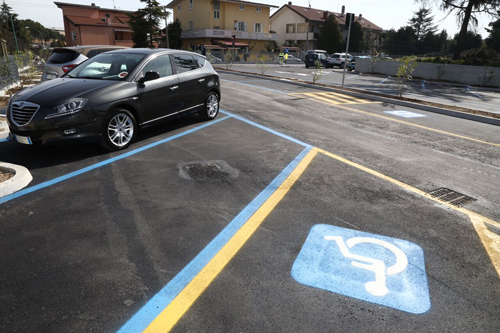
[166,0,278,57]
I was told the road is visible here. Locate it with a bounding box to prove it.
[0,72,499,332]
[218,63,500,115]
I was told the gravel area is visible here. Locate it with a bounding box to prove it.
[0,169,14,182]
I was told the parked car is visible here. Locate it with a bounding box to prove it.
[41,45,129,81]
[305,49,328,59]
[286,55,302,63]
[305,53,329,68]
[7,48,221,151]
[346,57,356,71]
[327,53,353,68]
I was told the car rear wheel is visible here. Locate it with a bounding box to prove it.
[101,109,137,150]
[200,91,219,120]
[340,62,345,69]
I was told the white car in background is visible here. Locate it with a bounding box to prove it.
[327,53,353,68]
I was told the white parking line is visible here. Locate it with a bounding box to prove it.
[380,77,391,84]
[466,86,482,99]
[347,75,360,80]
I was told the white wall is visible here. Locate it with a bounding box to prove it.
[356,58,500,87]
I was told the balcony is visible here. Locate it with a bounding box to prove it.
[181,29,278,41]
[285,32,317,41]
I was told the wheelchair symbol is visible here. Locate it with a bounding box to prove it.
[323,236,408,297]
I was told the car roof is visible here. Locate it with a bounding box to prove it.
[104,48,207,58]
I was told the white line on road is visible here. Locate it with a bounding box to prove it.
[296,73,308,76]
[347,75,360,80]
[421,81,426,90]
[466,87,482,99]
[380,76,391,84]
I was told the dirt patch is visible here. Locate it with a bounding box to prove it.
[0,169,14,183]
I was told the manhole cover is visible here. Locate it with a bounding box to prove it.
[427,187,477,207]
[178,160,239,181]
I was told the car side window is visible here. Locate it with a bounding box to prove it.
[86,49,99,58]
[320,54,326,60]
[173,54,198,74]
[193,55,206,68]
[140,55,173,78]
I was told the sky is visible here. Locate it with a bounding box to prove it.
[3,0,495,38]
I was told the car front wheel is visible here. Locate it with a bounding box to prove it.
[101,109,137,150]
[201,91,219,120]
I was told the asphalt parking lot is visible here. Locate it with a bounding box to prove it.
[1,72,500,332]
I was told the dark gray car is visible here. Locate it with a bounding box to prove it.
[7,48,221,150]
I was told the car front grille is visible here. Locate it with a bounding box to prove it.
[11,101,40,126]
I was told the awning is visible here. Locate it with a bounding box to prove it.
[114,29,133,32]
[212,39,249,47]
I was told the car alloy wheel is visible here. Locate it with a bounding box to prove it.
[102,109,137,150]
[202,92,219,120]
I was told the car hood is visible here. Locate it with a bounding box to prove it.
[11,78,119,107]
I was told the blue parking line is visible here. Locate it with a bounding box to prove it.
[0,137,11,142]
[220,110,311,148]
[421,81,426,90]
[117,145,313,333]
[0,116,232,205]
[220,78,288,94]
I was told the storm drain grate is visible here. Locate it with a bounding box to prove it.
[427,187,477,207]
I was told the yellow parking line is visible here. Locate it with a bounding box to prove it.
[317,92,376,104]
[292,93,500,148]
[143,148,319,332]
[317,148,500,278]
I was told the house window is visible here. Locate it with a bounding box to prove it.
[177,5,181,12]
[297,23,307,33]
[189,21,194,30]
[214,10,220,19]
[236,21,246,31]
[189,0,193,10]
[239,5,245,10]
[213,26,220,29]
[309,24,314,32]
[254,23,262,33]
[213,0,220,9]
[286,24,296,33]
[72,31,77,41]
[256,7,262,12]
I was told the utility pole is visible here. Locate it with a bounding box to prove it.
[341,13,354,90]
[9,12,19,53]
[164,6,170,48]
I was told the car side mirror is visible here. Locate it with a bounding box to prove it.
[138,71,160,85]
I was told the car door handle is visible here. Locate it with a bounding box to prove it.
[198,79,205,83]
[170,86,178,91]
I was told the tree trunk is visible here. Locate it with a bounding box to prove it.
[453,0,475,60]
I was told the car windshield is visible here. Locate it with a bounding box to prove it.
[66,53,146,80]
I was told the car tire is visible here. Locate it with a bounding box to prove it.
[340,62,345,69]
[101,108,137,151]
[305,65,309,68]
[200,91,219,120]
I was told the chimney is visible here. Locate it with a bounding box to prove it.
[288,1,292,4]
[359,13,362,19]
[91,3,95,6]
[323,11,328,19]
[341,5,345,16]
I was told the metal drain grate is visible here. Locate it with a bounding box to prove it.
[427,187,477,207]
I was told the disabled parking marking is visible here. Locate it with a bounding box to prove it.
[384,110,427,118]
[292,224,430,314]
[317,148,500,279]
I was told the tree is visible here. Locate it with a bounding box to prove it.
[408,6,438,54]
[317,14,343,54]
[168,18,183,49]
[485,10,500,52]
[453,30,483,51]
[349,21,364,52]
[383,26,415,56]
[417,0,500,60]
[127,0,165,48]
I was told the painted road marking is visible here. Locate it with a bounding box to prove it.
[380,77,391,84]
[466,87,482,99]
[347,74,360,80]
[384,110,427,118]
[316,148,500,279]
[292,224,430,314]
[301,92,380,105]
[293,93,500,148]
[119,147,318,332]
[0,116,232,204]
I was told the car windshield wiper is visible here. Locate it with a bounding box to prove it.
[74,76,103,80]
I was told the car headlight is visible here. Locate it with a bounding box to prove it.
[45,98,88,119]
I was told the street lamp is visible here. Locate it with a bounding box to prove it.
[25,26,44,49]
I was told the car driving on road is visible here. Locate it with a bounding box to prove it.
[7,48,221,150]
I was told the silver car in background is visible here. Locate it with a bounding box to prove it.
[42,45,129,81]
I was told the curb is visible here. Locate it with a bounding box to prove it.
[0,162,33,198]
[217,69,500,126]
[0,114,10,141]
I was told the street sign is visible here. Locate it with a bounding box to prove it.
[285,48,289,54]
[345,13,355,30]
[291,224,431,314]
